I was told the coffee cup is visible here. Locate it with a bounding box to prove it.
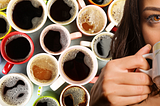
[0,73,33,106]
[105,0,126,32]
[6,0,47,33]
[0,12,12,40]
[60,84,90,106]
[0,0,10,11]
[27,53,59,95]
[88,0,113,7]
[33,91,60,106]
[40,24,82,55]
[50,45,98,91]
[47,0,79,25]
[76,4,107,36]
[139,41,160,90]
[80,32,114,61]
[0,31,34,74]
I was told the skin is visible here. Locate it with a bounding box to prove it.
[90,0,160,106]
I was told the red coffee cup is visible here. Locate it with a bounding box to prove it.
[1,31,34,74]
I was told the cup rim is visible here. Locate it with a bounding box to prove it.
[91,32,114,61]
[33,96,60,106]
[40,24,71,55]
[88,0,113,7]
[58,45,98,85]
[6,0,48,33]
[59,84,90,106]
[0,31,34,64]
[76,5,107,36]
[47,0,79,25]
[107,0,125,25]
[27,53,59,86]
[0,12,12,40]
[0,73,33,106]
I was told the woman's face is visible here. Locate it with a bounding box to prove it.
[140,0,160,47]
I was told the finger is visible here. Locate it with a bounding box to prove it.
[135,44,151,56]
[109,95,148,106]
[115,72,152,85]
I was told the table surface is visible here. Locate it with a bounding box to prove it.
[0,1,110,105]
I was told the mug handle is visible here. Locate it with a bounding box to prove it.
[138,53,153,77]
[50,76,65,91]
[105,22,117,32]
[80,41,92,48]
[77,0,86,10]
[37,86,43,96]
[70,32,82,40]
[2,62,14,74]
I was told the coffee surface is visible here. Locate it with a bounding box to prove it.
[12,0,43,29]
[0,18,7,34]
[0,76,29,105]
[6,36,31,61]
[36,97,58,106]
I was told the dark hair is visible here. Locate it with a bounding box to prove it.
[111,0,145,59]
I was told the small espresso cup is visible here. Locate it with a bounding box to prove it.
[60,84,90,106]
[27,53,59,95]
[1,31,34,74]
[40,24,82,55]
[7,0,47,33]
[0,12,12,40]
[0,0,10,11]
[0,73,33,106]
[105,0,126,32]
[33,91,60,106]
[47,0,79,25]
[88,0,113,7]
[80,32,114,61]
[76,5,107,36]
[139,41,160,89]
[50,45,98,91]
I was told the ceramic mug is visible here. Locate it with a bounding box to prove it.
[88,0,113,7]
[50,45,98,91]
[105,0,126,32]
[40,24,82,55]
[1,31,34,74]
[80,32,114,61]
[27,53,59,95]
[7,0,47,33]
[0,73,33,106]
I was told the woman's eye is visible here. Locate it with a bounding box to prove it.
[147,15,160,23]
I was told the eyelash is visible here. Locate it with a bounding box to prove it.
[146,14,160,24]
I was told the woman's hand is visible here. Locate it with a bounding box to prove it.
[90,44,153,106]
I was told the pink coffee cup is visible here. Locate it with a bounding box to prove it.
[1,31,34,74]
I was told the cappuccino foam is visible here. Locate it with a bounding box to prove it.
[0,0,10,9]
[78,6,106,34]
[0,76,29,105]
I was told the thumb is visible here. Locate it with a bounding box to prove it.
[135,44,151,56]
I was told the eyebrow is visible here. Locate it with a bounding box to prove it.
[143,7,160,12]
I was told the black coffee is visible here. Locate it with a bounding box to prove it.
[92,0,104,4]
[93,35,112,59]
[36,97,58,106]
[44,30,62,52]
[0,18,7,33]
[62,86,87,106]
[6,36,31,61]
[63,51,90,81]
[0,76,29,105]
[12,0,43,29]
[50,0,75,22]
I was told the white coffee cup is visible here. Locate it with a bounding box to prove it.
[60,84,90,106]
[7,0,47,33]
[80,32,114,61]
[40,24,82,55]
[0,73,33,106]
[27,53,59,95]
[76,5,107,36]
[47,0,79,25]
[105,0,126,32]
[50,45,98,91]
[140,41,160,89]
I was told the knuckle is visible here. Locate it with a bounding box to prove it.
[138,73,149,84]
[135,55,145,64]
